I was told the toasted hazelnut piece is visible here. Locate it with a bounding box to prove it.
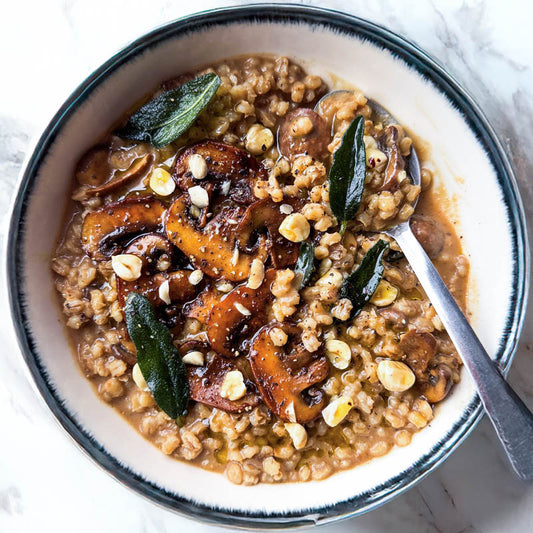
[219,370,247,401]
[278,213,310,243]
[377,360,416,392]
[182,351,204,366]
[269,327,288,347]
[280,203,293,215]
[245,124,274,155]
[132,363,149,392]
[188,185,209,208]
[322,396,354,427]
[370,280,399,307]
[112,254,143,281]
[234,302,251,316]
[366,148,388,171]
[188,153,208,180]
[188,269,204,285]
[325,339,352,370]
[215,280,234,293]
[158,279,171,305]
[246,259,265,289]
[149,167,175,196]
[316,269,343,289]
[284,423,307,450]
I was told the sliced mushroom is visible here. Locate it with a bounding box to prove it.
[172,140,267,204]
[82,196,165,260]
[183,286,222,324]
[378,125,405,190]
[165,195,268,281]
[84,154,153,198]
[399,330,437,380]
[422,364,453,403]
[278,108,330,161]
[236,198,301,268]
[187,354,261,414]
[122,233,175,274]
[410,215,445,259]
[76,144,113,186]
[249,323,329,423]
[117,270,196,308]
[206,270,275,358]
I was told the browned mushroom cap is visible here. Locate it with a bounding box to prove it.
[236,198,301,269]
[76,145,113,186]
[183,286,223,324]
[378,125,405,190]
[278,108,330,161]
[410,215,445,259]
[83,154,153,198]
[422,364,453,403]
[122,233,175,273]
[165,195,268,281]
[117,270,196,308]
[249,323,329,424]
[206,269,275,358]
[81,196,165,260]
[172,140,267,204]
[399,330,437,380]
[187,354,261,414]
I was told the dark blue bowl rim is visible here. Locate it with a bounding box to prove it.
[6,3,529,530]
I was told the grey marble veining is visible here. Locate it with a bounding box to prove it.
[1,1,532,532]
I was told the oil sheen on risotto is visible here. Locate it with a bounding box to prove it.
[52,55,469,485]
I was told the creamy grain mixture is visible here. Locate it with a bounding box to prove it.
[52,55,468,484]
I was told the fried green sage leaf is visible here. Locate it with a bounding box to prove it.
[125,292,189,419]
[117,73,221,148]
[328,115,366,234]
[294,241,315,289]
[339,239,389,319]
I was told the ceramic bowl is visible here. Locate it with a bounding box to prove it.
[6,4,529,529]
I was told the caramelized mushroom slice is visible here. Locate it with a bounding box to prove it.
[410,215,445,259]
[378,125,405,190]
[422,364,453,403]
[236,198,301,268]
[183,286,222,324]
[165,195,268,281]
[172,140,268,204]
[84,154,153,198]
[207,270,275,357]
[82,196,165,260]
[117,270,196,308]
[187,355,261,414]
[278,108,330,161]
[249,323,329,423]
[399,330,437,380]
[121,233,175,273]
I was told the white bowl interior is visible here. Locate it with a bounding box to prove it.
[18,19,513,514]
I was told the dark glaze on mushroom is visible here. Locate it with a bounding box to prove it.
[81,196,165,260]
[172,140,266,204]
[278,108,329,161]
[249,323,329,423]
[206,269,276,358]
[399,330,437,380]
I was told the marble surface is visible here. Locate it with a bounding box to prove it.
[1,0,532,531]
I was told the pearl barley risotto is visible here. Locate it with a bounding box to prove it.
[52,55,468,485]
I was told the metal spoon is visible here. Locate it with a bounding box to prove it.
[316,91,533,480]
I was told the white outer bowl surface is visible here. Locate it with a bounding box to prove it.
[6,5,529,529]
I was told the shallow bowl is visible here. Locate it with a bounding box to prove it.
[6,4,529,529]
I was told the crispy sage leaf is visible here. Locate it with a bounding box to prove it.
[117,73,221,148]
[328,115,366,234]
[339,239,389,319]
[294,241,315,288]
[125,292,189,418]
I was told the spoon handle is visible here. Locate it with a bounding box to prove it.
[391,224,533,480]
